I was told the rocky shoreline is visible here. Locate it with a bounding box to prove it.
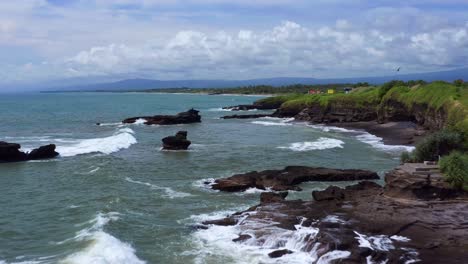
[0,142,59,163]
[202,166,468,263]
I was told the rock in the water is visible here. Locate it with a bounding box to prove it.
[0,141,28,162]
[312,186,345,201]
[260,192,288,203]
[268,249,293,258]
[206,175,468,263]
[28,144,59,160]
[123,109,201,125]
[0,141,59,163]
[211,166,379,192]
[232,234,252,242]
[221,114,271,119]
[162,131,191,150]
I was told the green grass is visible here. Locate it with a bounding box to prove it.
[277,86,380,114]
[260,81,468,146]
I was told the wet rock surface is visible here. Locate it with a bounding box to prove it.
[123,109,201,125]
[0,141,59,163]
[202,167,468,263]
[162,131,191,150]
[210,166,379,192]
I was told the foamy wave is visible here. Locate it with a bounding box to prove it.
[189,215,319,264]
[356,133,415,153]
[57,128,137,157]
[278,137,344,151]
[251,117,295,127]
[125,177,192,199]
[207,108,233,112]
[307,124,358,133]
[60,212,145,264]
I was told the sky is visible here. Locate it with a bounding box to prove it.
[0,0,467,87]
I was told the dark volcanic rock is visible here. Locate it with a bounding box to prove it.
[221,114,271,119]
[268,249,293,258]
[232,234,252,242]
[260,192,288,203]
[312,186,345,201]
[211,166,379,192]
[123,109,201,125]
[28,144,59,160]
[162,131,191,150]
[204,168,468,263]
[0,141,28,162]
[1,141,59,163]
[202,217,238,226]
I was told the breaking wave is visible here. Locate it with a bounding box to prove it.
[57,128,137,157]
[278,137,345,151]
[60,212,145,264]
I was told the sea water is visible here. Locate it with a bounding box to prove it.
[0,92,409,263]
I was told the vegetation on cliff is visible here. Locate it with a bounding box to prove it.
[260,80,468,188]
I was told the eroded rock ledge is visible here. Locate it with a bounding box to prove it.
[210,166,379,192]
[202,167,468,263]
[123,109,201,125]
[0,141,59,163]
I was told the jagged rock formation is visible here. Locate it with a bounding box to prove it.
[123,109,201,125]
[162,131,191,150]
[202,167,468,263]
[210,166,379,192]
[0,141,59,163]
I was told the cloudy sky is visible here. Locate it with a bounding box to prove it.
[1,0,467,86]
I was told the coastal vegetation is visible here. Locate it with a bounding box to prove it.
[143,83,352,95]
[257,80,468,189]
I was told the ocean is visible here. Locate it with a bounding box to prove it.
[0,92,412,263]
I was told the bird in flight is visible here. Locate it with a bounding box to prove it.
[396,67,401,72]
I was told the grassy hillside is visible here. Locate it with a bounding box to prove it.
[263,81,468,139]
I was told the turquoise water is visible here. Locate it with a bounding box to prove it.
[0,93,408,264]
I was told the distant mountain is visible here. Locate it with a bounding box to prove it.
[43,67,468,92]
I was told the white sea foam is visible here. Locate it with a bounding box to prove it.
[207,108,233,112]
[354,231,395,251]
[96,122,123,127]
[188,212,321,264]
[307,124,359,133]
[391,235,411,242]
[57,128,137,157]
[278,137,345,151]
[251,117,295,127]
[60,212,145,264]
[356,133,415,153]
[317,250,351,264]
[133,118,147,125]
[125,177,192,199]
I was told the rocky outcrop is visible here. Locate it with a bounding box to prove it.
[210,166,379,192]
[221,114,271,119]
[27,144,59,160]
[123,109,201,125]
[162,131,191,150]
[224,99,282,112]
[378,99,447,130]
[0,142,28,162]
[384,165,466,200]
[0,141,59,163]
[203,171,468,263]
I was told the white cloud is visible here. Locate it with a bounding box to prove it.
[0,1,467,85]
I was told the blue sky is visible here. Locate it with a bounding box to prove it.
[0,0,467,87]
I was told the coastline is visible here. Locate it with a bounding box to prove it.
[327,121,427,146]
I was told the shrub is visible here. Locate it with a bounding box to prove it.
[378,80,406,99]
[439,151,468,191]
[413,130,464,162]
[400,151,415,163]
